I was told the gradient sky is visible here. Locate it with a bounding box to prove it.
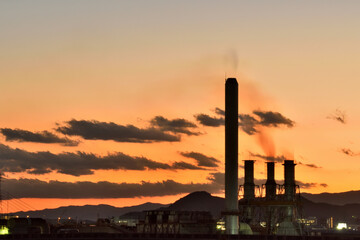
[1,1,360,214]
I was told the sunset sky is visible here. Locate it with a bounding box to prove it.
[1,1,360,214]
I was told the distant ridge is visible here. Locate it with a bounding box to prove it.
[10,191,360,222]
[302,190,360,205]
[12,202,168,221]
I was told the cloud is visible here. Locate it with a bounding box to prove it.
[341,148,360,156]
[238,114,258,135]
[171,161,206,170]
[194,114,224,127]
[56,119,180,143]
[249,152,286,162]
[327,109,346,124]
[150,116,199,136]
[252,111,295,128]
[0,144,204,176]
[198,108,295,135]
[214,107,225,116]
[1,172,325,199]
[249,153,321,168]
[0,128,79,146]
[298,162,321,169]
[206,172,325,190]
[180,152,220,168]
[2,177,224,199]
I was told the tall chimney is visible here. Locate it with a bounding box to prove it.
[283,160,296,201]
[265,162,276,200]
[225,78,239,234]
[243,160,255,200]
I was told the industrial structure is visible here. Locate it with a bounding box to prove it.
[224,78,239,235]
[238,160,302,235]
[137,211,215,234]
[223,77,302,236]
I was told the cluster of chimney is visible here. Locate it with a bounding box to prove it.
[243,160,297,201]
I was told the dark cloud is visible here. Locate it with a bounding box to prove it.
[194,114,224,127]
[253,111,295,128]
[197,108,294,135]
[249,153,321,168]
[239,114,258,135]
[327,109,346,124]
[214,107,225,116]
[298,162,321,169]
[171,161,206,170]
[180,152,220,168]
[0,144,205,176]
[0,172,324,199]
[0,128,79,146]
[150,116,199,136]
[56,119,179,143]
[1,177,223,199]
[206,172,225,186]
[249,152,286,163]
[207,172,325,191]
[341,148,359,156]
[1,175,326,199]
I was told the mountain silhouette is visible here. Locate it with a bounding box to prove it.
[10,191,360,222]
[302,190,360,205]
[165,191,225,218]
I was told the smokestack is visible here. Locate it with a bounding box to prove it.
[265,162,276,200]
[225,78,239,234]
[243,160,255,200]
[283,160,296,201]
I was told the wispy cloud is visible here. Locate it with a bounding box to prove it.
[327,109,346,124]
[0,144,205,176]
[238,114,258,135]
[150,116,199,136]
[2,177,224,199]
[249,152,286,162]
[0,128,79,146]
[341,148,360,156]
[180,152,220,168]
[298,162,321,169]
[207,172,326,190]
[252,111,294,128]
[195,108,295,135]
[56,119,180,143]
[194,114,224,127]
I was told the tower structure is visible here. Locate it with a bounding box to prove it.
[224,78,239,235]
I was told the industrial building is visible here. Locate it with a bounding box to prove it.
[238,160,303,235]
[136,210,215,234]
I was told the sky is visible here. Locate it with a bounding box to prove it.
[1,0,360,214]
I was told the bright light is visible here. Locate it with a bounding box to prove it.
[336,223,347,230]
[0,226,9,235]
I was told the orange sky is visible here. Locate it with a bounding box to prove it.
[1,1,360,213]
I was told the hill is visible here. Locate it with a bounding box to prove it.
[10,191,360,222]
[302,190,360,205]
[12,202,168,221]
[165,191,225,218]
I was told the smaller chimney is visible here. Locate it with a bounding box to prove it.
[243,160,255,200]
[283,160,296,201]
[265,162,276,200]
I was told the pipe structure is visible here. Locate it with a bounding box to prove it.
[225,78,239,235]
[243,160,255,200]
[265,162,277,200]
[283,160,296,201]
